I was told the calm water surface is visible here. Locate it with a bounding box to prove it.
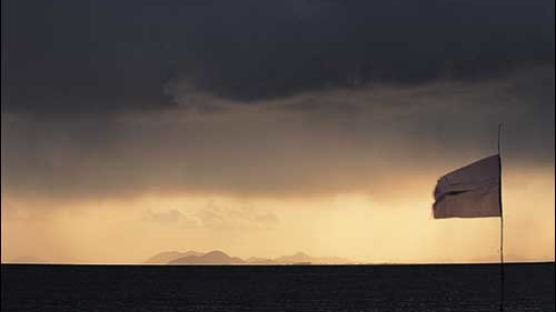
[2,263,554,311]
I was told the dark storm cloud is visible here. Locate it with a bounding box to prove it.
[1,0,554,201]
[2,66,554,200]
[2,0,554,113]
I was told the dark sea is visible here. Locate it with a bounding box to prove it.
[1,263,554,312]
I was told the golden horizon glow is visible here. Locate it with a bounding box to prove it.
[2,164,553,264]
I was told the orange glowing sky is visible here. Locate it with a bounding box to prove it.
[2,75,554,264]
[2,1,554,264]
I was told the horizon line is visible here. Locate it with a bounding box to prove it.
[3,260,554,266]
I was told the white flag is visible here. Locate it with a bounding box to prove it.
[433,155,501,219]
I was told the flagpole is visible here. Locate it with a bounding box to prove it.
[498,124,505,312]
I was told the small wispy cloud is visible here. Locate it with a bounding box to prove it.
[196,203,279,231]
[143,204,279,231]
[144,209,199,228]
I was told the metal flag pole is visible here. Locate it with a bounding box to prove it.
[498,124,505,312]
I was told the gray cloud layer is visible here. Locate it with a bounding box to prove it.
[2,66,553,200]
[2,1,553,201]
[2,0,554,114]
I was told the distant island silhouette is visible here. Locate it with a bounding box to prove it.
[8,256,45,264]
[146,250,353,265]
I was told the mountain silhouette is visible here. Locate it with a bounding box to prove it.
[275,252,311,263]
[145,251,204,264]
[245,257,276,264]
[9,256,45,264]
[147,250,353,265]
[169,250,245,264]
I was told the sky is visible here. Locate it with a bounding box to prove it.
[1,0,554,264]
